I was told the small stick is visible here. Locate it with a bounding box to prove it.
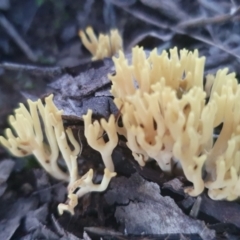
[190,196,202,218]
[0,62,63,76]
[177,7,240,29]
[0,14,37,62]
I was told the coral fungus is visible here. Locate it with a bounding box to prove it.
[0,95,116,215]
[79,26,123,60]
[108,46,240,199]
[0,94,80,183]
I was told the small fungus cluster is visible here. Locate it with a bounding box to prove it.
[79,27,123,60]
[0,94,116,215]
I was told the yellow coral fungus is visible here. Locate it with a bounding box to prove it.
[79,26,123,60]
[108,46,240,198]
[0,94,80,184]
[0,95,117,215]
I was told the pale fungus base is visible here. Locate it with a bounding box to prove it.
[79,26,123,60]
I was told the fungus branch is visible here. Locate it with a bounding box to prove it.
[58,168,116,215]
[83,109,118,172]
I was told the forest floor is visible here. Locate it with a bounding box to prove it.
[1,0,240,239]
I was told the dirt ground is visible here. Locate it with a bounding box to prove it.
[1,0,240,239]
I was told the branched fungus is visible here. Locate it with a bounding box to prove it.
[108,46,240,198]
[0,95,116,215]
[79,26,123,60]
[0,94,80,183]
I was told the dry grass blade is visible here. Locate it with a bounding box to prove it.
[177,6,240,28]
[0,62,63,76]
[0,14,37,62]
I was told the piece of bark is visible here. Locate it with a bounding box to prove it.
[105,173,215,239]
[162,178,185,196]
[31,224,59,240]
[0,159,15,184]
[84,227,123,237]
[48,59,114,100]
[24,204,48,232]
[51,215,82,240]
[32,169,52,203]
[53,94,116,118]
[200,194,240,229]
[0,217,21,240]
[0,159,15,197]
[0,197,38,240]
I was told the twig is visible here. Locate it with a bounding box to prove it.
[119,3,169,30]
[126,29,172,51]
[178,6,240,29]
[31,181,65,195]
[198,0,226,14]
[177,30,240,61]
[0,14,37,62]
[51,214,65,236]
[0,62,63,76]
[114,3,240,61]
[189,196,202,218]
[140,0,188,21]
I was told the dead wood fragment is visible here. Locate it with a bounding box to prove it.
[24,204,48,232]
[48,58,114,100]
[162,178,185,196]
[0,159,15,197]
[105,173,216,239]
[0,197,38,240]
[0,159,15,184]
[0,217,21,240]
[200,194,240,229]
[84,226,123,237]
